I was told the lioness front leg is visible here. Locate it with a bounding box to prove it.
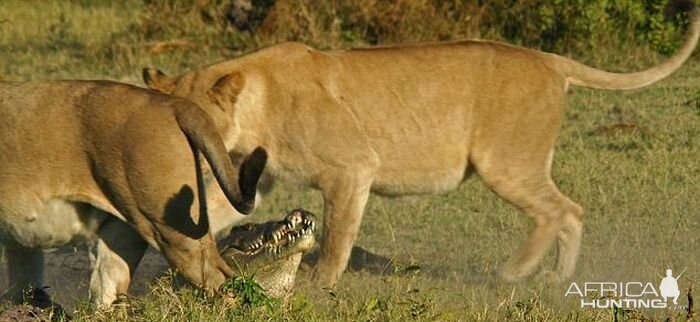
[89,216,148,308]
[313,169,375,287]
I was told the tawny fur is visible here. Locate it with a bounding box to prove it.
[0,80,266,307]
[143,6,700,286]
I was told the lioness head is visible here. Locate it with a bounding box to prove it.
[142,67,246,144]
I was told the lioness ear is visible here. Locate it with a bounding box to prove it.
[208,72,245,108]
[142,68,176,94]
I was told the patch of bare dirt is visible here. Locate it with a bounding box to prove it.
[0,305,49,322]
[0,247,169,312]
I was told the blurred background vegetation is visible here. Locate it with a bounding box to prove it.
[0,0,694,82]
[141,0,689,54]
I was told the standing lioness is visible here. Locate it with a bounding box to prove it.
[0,80,267,307]
[143,3,699,286]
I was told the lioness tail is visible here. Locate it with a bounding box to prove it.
[174,102,267,215]
[555,0,699,90]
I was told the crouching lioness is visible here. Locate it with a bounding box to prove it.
[0,80,267,308]
[143,2,699,286]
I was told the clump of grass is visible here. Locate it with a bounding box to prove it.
[219,274,278,310]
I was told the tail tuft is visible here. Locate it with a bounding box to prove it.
[237,147,268,212]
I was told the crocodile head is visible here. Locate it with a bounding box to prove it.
[219,208,316,299]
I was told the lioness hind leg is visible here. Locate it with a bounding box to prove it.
[313,169,375,287]
[89,216,147,308]
[554,208,583,280]
[476,157,583,281]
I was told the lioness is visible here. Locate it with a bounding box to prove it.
[142,2,699,286]
[0,80,267,307]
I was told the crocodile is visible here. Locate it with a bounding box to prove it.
[219,208,316,299]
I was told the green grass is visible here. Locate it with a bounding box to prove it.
[0,1,698,321]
